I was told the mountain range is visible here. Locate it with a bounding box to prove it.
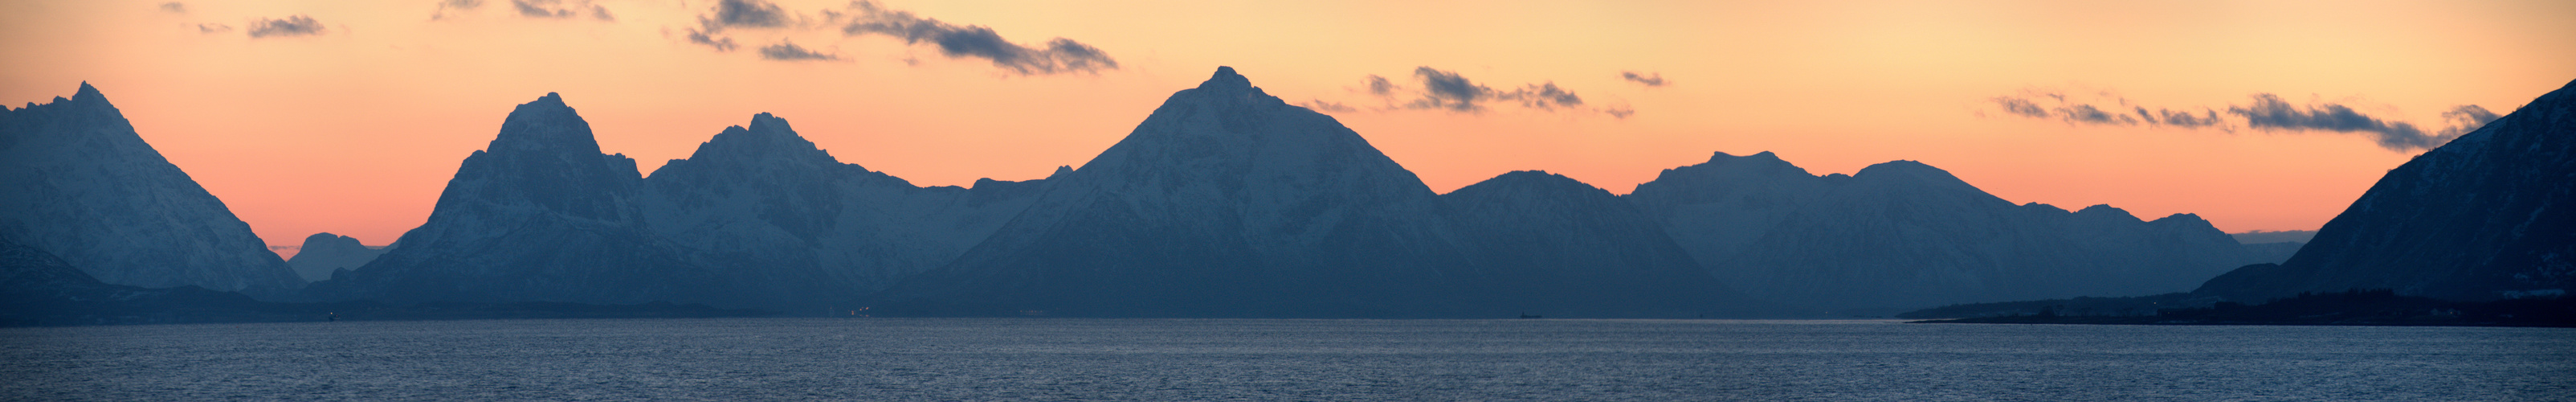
[10,69,2381,318]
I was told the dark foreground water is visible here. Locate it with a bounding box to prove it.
[2,318,2570,401]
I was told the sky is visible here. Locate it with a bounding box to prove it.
[3,0,2572,252]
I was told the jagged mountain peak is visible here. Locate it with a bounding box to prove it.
[1198,66,1255,93]
[486,92,601,154]
[72,81,104,104]
[1072,65,1427,198]
[678,113,839,166]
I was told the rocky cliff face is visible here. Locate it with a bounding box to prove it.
[1627,151,2256,311]
[0,83,303,295]
[2198,79,2576,302]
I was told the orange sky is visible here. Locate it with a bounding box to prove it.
[4,0,2572,249]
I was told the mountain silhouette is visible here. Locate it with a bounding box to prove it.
[2198,79,2576,302]
[1627,151,2256,311]
[307,93,734,306]
[871,67,1765,318]
[283,232,387,281]
[0,83,303,295]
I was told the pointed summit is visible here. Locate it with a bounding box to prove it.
[1199,66,1251,92]
[72,82,104,104]
[487,92,600,154]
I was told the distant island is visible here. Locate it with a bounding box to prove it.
[1905,289,2574,327]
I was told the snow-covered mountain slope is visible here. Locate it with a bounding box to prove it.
[0,83,303,295]
[1627,151,2256,311]
[2198,79,2576,302]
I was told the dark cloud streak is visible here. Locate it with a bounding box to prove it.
[247,15,326,38]
[702,0,787,31]
[758,41,841,61]
[834,0,1116,75]
[1322,67,1627,118]
[688,31,738,51]
[1620,71,1666,87]
[1989,89,2497,151]
[432,0,482,20]
[512,0,610,20]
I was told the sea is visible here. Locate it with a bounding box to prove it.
[2,318,2569,401]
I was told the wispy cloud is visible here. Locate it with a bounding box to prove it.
[1986,88,2501,151]
[196,23,232,34]
[432,0,482,20]
[247,15,326,38]
[158,2,186,14]
[1306,67,1629,118]
[758,40,841,61]
[511,0,612,21]
[1298,99,1358,113]
[1620,71,1666,87]
[687,30,738,51]
[830,1,1116,75]
[700,0,789,31]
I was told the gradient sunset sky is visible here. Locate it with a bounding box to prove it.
[4,0,2572,251]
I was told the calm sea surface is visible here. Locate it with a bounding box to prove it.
[2,318,2569,401]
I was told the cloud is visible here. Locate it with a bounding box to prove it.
[688,31,738,51]
[508,0,610,20]
[432,0,482,20]
[247,14,326,38]
[1620,71,1666,87]
[1602,105,1635,118]
[834,1,1117,75]
[1402,67,1586,112]
[1987,88,2498,151]
[196,23,232,34]
[701,0,789,32]
[1300,99,1357,113]
[759,40,841,61]
[2437,105,2501,138]
[1363,75,1395,96]
[1314,68,1630,118]
[158,2,186,14]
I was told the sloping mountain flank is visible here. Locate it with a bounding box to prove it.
[2198,79,2576,302]
[0,83,303,295]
